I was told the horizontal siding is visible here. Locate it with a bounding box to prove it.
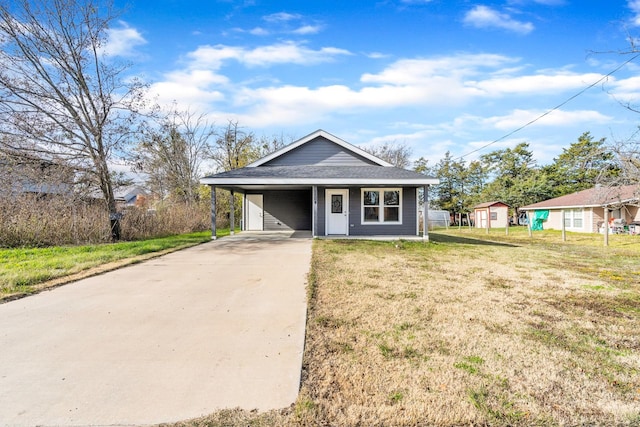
[261,190,311,231]
[317,186,418,236]
[263,136,377,166]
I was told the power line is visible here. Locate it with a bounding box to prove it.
[455,52,640,161]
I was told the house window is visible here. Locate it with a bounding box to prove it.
[362,188,401,224]
[331,194,343,213]
[490,212,497,220]
[564,209,583,228]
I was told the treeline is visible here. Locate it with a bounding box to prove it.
[0,113,292,247]
[416,132,633,218]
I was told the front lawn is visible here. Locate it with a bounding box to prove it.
[0,230,233,300]
[172,229,640,427]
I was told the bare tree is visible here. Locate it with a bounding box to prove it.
[0,0,146,240]
[136,107,215,204]
[609,132,640,186]
[256,132,293,158]
[210,120,256,171]
[361,141,413,169]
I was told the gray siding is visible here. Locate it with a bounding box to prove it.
[251,190,311,231]
[263,136,378,166]
[317,187,418,236]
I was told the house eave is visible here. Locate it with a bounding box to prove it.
[521,200,640,210]
[200,177,440,186]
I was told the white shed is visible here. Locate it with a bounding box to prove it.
[473,201,510,229]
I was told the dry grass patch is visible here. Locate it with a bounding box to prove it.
[294,235,640,426]
[166,230,639,427]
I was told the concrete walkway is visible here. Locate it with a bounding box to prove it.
[0,231,311,427]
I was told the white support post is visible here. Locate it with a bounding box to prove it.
[241,194,245,231]
[561,209,566,242]
[423,185,429,242]
[210,185,217,240]
[312,185,318,238]
[229,189,235,235]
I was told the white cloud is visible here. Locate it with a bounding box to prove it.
[187,41,351,69]
[463,5,534,34]
[249,27,270,36]
[607,75,640,104]
[147,48,618,141]
[366,52,391,59]
[629,0,640,26]
[292,24,324,35]
[362,54,516,85]
[103,22,146,57]
[473,109,612,130]
[263,12,301,23]
[148,70,227,111]
[472,71,607,95]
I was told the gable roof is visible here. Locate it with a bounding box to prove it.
[247,129,393,167]
[521,185,640,210]
[474,201,509,209]
[201,165,437,186]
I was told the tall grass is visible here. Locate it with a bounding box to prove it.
[0,194,212,247]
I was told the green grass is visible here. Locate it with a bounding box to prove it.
[0,228,235,299]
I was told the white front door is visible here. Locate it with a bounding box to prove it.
[326,189,348,235]
[246,194,263,231]
[477,210,487,228]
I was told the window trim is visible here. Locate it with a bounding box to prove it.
[564,208,584,229]
[361,188,402,225]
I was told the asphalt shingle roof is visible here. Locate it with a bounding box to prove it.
[474,201,509,209]
[521,185,640,209]
[203,165,436,181]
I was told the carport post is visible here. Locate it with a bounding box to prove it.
[312,185,318,237]
[210,185,217,240]
[230,190,235,235]
[423,185,429,242]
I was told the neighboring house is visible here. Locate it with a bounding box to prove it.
[473,201,509,229]
[520,185,640,233]
[0,150,74,197]
[200,130,439,239]
[115,185,148,208]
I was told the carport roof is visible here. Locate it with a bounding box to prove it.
[200,165,439,187]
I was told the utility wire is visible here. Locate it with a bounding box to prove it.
[455,52,640,161]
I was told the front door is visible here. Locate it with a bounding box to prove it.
[246,194,263,231]
[477,210,487,228]
[326,189,348,235]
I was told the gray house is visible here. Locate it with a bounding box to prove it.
[200,130,439,239]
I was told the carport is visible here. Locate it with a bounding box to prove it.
[218,186,312,233]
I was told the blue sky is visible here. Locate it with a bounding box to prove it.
[108,0,640,167]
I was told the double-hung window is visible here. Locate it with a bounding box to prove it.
[362,188,401,224]
[563,209,583,229]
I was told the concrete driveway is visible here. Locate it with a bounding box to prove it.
[0,231,312,427]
